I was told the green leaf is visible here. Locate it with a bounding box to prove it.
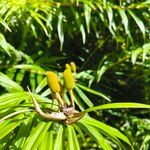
[0,114,25,140]
[41,89,51,97]
[142,43,150,62]
[0,18,11,32]
[131,48,143,64]
[80,116,133,149]
[0,92,28,111]
[74,124,85,142]
[71,7,86,44]
[0,33,10,56]
[22,122,50,150]
[84,4,91,33]
[76,83,111,102]
[106,6,117,38]
[67,125,80,150]
[78,122,112,150]
[73,93,86,111]
[39,129,53,150]
[140,135,150,150]
[85,102,150,112]
[107,6,113,29]
[35,77,47,93]
[30,10,48,36]
[13,64,45,74]
[53,125,64,150]
[13,113,35,148]
[118,9,131,37]
[128,10,146,39]
[0,72,24,92]
[57,11,64,50]
[75,85,94,107]
[96,65,107,82]
[31,122,52,149]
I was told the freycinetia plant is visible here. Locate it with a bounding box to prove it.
[0,62,150,150]
[0,0,150,149]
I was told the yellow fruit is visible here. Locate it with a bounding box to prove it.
[70,62,76,72]
[47,71,61,93]
[65,63,71,70]
[63,69,75,90]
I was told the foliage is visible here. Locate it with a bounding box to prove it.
[0,69,150,149]
[0,0,150,149]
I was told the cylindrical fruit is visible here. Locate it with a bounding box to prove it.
[70,62,76,72]
[65,63,71,70]
[47,71,61,93]
[63,69,75,90]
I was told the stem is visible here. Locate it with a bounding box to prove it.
[27,86,66,120]
[69,90,75,108]
[55,92,66,108]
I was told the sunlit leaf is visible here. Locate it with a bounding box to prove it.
[13,113,35,148]
[76,83,111,102]
[22,122,51,150]
[30,10,48,36]
[85,102,150,112]
[140,135,150,150]
[57,11,64,50]
[128,10,146,39]
[0,18,11,31]
[78,122,112,150]
[131,48,143,64]
[0,72,24,92]
[53,125,64,150]
[0,114,25,140]
[75,85,94,107]
[96,65,107,82]
[71,7,86,44]
[13,64,45,74]
[80,116,133,149]
[35,77,47,93]
[142,43,150,62]
[118,8,131,39]
[0,33,10,56]
[84,4,91,33]
[67,125,80,150]
[39,129,54,150]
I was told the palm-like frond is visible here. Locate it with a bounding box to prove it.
[0,69,150,149]
[0,0,149,49]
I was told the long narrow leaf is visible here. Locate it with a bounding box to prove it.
[39,129,53,150]
[75,85,94,107]
[31,122,51,149]
[67,125,80,150]
[53,125,64,150]
[80,116,133,149]
[35,77,47,93]
[13,113,35,148]
[22,122,49,150]
[128,10,145,39]
[85,102,150,112]
[57,11,64,50]
[0,33,10,56]
[0,114,25,140]
[78,122,112,150]
[76,83,111,102]
[13,64,45,74]
[0,72,23,92]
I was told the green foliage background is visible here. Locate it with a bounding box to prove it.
[0,0,150,149]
